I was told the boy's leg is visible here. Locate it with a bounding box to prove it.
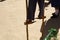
[25,0,37,24]
[27,0,37,20]
[37,0,46,19]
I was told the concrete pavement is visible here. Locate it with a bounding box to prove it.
[0,0,60,40]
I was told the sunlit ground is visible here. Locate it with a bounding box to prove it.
[0,0,60,40]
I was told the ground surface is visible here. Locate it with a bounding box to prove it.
[0,0,60,40]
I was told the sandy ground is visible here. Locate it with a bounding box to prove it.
[0,0,60,40]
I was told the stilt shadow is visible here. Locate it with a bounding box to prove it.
[40,17,60,40]
[0,0,5,2]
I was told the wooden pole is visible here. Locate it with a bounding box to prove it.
[41,0,46,36]
[26,24,29,40]
[25,0,29,40]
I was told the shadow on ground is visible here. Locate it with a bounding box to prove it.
[40,16,60,40]
[0,0,5,2]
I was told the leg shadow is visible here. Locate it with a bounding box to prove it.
[40,17,60,40]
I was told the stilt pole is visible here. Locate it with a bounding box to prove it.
[26,24,29,40]
[25,0,29,40]
[41,0,46,36]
